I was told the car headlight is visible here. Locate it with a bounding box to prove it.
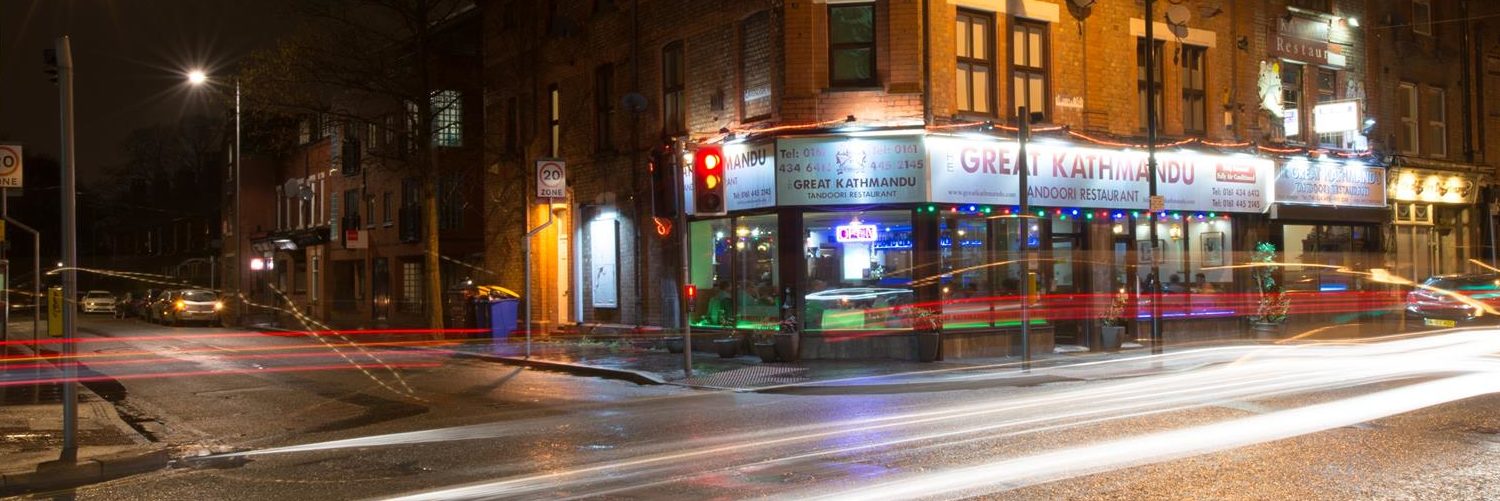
[214,301,224,311]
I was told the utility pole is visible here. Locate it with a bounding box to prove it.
[1017,107,1033,372]
[1145,0,1165,355]
[675,141,692,378]
[55,35,79,463]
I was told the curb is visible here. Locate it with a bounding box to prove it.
[449,352,667,386]
[0,447,169,496]
[246,325,667,386]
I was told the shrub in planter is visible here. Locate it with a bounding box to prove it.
[773,315,799,362]
[751,331,779,363]
[910,307,941,363]
[1099,290,1128,352]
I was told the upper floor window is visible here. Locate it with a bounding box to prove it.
[595,63,615,152]
[1426,87,1447,158]
[1011,19,1049,122]
[1136,38,1164,131]
[662,41,686,136]
[1180,45,1207,134]
[432,90,463,147]
[956,10,995,116]
[549,85,561,158]
[1413,0,1433,36]
[1281,62,1304,142]
[740,11,774,121]
[1398,82,1419,154]
[829,3,877,87]
[1315,68,1342,148]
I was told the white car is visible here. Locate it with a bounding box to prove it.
[80,290,117,314]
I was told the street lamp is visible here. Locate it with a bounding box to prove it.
[187,70,241,320]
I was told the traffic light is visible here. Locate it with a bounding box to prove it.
[692,145,725,215]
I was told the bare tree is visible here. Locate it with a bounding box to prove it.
[239,0,475,331]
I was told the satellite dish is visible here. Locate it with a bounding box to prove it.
[621,92,647,114]
[1165,4,1191,39]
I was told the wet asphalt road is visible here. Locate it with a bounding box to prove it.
[18,317,1500,500]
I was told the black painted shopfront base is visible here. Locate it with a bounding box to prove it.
[797,328,1055,360]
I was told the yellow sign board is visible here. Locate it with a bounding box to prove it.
[48,286,62,337]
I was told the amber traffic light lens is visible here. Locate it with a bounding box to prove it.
[705,175,720,190]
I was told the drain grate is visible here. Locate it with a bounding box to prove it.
[680,365,811,389]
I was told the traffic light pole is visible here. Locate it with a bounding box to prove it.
[675,143,692,378]
[55,35,79,463]
[1017,107,1032,373]
[1145,0,1165,356]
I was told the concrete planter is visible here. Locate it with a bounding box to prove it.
[713,338,739,358]
[773,332,798,362]
[664,336,685,354]
[753,342,779,363]
[1250,321,1284,340]
[1099,325,1125,352]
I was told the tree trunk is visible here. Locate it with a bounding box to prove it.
[423,172,444,334]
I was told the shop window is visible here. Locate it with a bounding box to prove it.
[828,3,877,87]
[1011,19,1048,122]
[734,214,780,330]
[1180,45,1207,134]
[1136,215,1236,317]
[1136,38,1164,131]
[1283,224,1377,293]
[803,211,913,331]
[956,10,994,116]
[689,218,734,328]
[939,213,995,329]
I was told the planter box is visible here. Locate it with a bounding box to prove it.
[664,336,685,354]
[915,331,940,362]
[713,338,739,358]
[1099,325,1125,352]
[753,342,779,363]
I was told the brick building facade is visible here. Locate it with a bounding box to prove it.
[481,0,1498,358]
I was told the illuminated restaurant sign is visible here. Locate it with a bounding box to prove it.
[1389,168,1477,204]
[1273,160,1386,208]
[834,223,879,243]
[776,136,927,206]
[925,137,1273,213]
[723,141,776,210]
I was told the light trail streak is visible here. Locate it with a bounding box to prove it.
[0,328,485,348]
[0,349,439,373]
[381,330,1500,500]
[0,362,443,387]
[813,371,1500,500]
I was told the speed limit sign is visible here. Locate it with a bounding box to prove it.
[0,144,21,188]
[536,159,566,199]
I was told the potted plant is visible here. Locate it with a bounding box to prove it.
[773,314,799,362]
[1099,289,1128,352]
[751,330,779,363]
[1247,241,1290,339]
[713,315,740,358]
[910,306,942,363]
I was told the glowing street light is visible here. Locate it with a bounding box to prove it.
[187,69,207,86]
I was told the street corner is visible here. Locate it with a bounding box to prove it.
[0,447,168,496]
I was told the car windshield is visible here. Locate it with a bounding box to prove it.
[181,291,217,302]
[85,292,112,299]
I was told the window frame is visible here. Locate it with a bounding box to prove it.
[1427,87,1447,158]
[1010,18,1050,123]
[827,3,879,88]
[595,63,615,153]
[955,9,996,117]
[662,41,686,136]
[431,90,463,148]
[1280,62,1305,143]
[1136,37,1165,132]
[1398,82,1420,155]
[1412,0,1433,37]
[548,84,561,158]
[1179,44,1208,134]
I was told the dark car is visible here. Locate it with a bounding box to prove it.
[1405,274,1500,328]
[133,289,160,319]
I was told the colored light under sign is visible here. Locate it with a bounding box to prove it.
[835,223,880,243]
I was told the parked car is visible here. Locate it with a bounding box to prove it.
[130,289,160,319]
[159,289,223,326]
[80,290,116,314]
[1405,274,1500,328]
[148,290,179,324]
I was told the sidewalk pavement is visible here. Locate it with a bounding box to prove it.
[1,321,170,496]
[433,336,1265,394]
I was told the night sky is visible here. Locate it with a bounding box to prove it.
[1,0,289,182]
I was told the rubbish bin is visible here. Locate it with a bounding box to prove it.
[488,299,520,345]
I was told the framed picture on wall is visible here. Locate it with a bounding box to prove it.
[1137,239,1164,264]
[1202,231,1225,267]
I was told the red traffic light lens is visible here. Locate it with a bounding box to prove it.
[684,285,697,299]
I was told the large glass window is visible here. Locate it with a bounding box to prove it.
[956,10,994,115]
[432,90,462,147]
[733,214,780,330]
[803,210,913,331]
[829,3,877,87]
[1011,19,1048,121]
[1283,224,1377,293]
[689,218,733,328]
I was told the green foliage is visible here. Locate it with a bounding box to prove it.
[1100,290,1129,327]
[1249,241,1290,324]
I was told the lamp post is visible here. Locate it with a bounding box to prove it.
[188,71,241,321]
